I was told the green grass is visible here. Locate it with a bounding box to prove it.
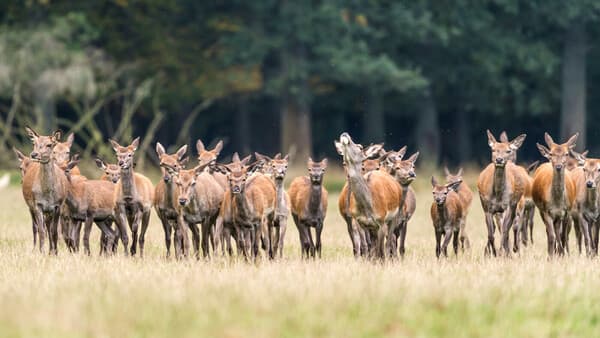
[1,174,600,337]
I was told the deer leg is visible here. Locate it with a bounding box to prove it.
[528,207,535,245]
[114,205,129,256]
[316,221,323,259]
[435,228,442,258]
[200,220,212,259]
[572,214,583,254]
[459,218,470,251]
[158,213,172,258]
[81,217,93,256]
[484,212,496,257]
[580,215,592,256]
[138,211,150,258]
[29,209,37,250]
[50,208,60,255]
[500,207,516,256]
[33,209,45,253]
[556,217,566,255]
[376,223,388,260]
[387,225,398,259]
[129,209,142,256]
[452,229,459,256]
[592,220,600,255]
[188,222,201,259]
[398,221,408,257]
[513,223,520,254]
[96,220,115,256]
[441,225,453,258]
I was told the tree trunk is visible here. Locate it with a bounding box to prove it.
[235,95,251,156]
[415,87,440,165]
[560,21,586,150]
[281,92,312,164]
[363,87,385,143]
[456,109,471,164]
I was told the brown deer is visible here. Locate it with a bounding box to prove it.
[386,151,418,257]
[477,130,526,256]
[52,133,80,176]
[532,133,578,256]
[110,137,155,257]
[14,147,38,248]
[289,158,328,258]
[62,156,118,255]
[217,159,276,260]
[568,153,598,255]
[21,127,69,254]
[197,139,227,189]
[170,163,224,259]
[154,143,188,258]
[95,159,121,183]
[430,176,463,257]
[335,133,402,259]
[566,149,588,171]
[255,152,290,259]
[444,167,471,251]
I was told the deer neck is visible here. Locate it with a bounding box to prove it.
[120,166,138,200]
[436,203,448,224]
[399,184,410,209]
[346,163,374,215]
[165,179,176,209]
[492,165,507,199]
[233,190,252,220]
[551,169,565,205]
[586,187,599,211]
[39,159,59,196]
[274,178,287,215]
[308,181,323,215]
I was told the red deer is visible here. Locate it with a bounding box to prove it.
[335,133,402,259]
[14,147,37,247]
[386,151,418,257]
[477,130,526,256]
[21,127,69,254]
[110,138,155,257]
[197,139,227,189]
[566,149,588,171]
[170,163,224,259]
[568,153,598,255]
[52,133,80,176]
[217,159,276,260]
[289,158,328,258]
[532,133,578,256]
[255,152,290,258]
[444,167,471,251]
[95,159,121,183]
[430,176,463,257]
[154,143,188,258]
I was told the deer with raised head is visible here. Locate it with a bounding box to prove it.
[335,133,402,259]
[169,162,224,259]
[431,176,463,257]
[532,133,578,256]
[567,152,597,255]
[110,137,155,257]
[386,151,418,257]
[477,130,526,256]
[444,167,472,251]
[154,143,188,258]
[62,156,118,255]
[255,152,290,259]
[21,127,69,254]
[217,158,276,260]
[289,158,328,258]
[197,139,227,189]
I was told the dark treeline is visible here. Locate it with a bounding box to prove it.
[1,1,600,168]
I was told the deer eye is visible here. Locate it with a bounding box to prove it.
[46,144,52,148]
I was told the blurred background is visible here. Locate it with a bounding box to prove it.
[0,1,599,170]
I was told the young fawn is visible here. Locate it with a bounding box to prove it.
[154,143,188,258]
[22,127,69,254]
[430,176,463,257]
[197,139,227,189]
[477,130,526,256]
[217,159,276,260]
[110,138,155,257]
[444,167,472,251]
[96,159,121,183]
[532,132,578,256]
[289,158,328,258]
[255,152,290,259]
[386,151,418,258]
[335,133,402,259]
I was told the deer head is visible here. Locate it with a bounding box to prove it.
[308,157,327,185]
[64,154,81,182]
[13,147,32,178]
[197,139,223,171]
[582,159,600,189]
[109,137,140,170]
[431,176,462,205]
[52,133,75,168]
[335,133,383,174]
[26,126,62,164]
[156,142,188,183]
[536,132,578,172]
[487,130,526,167]
[173,163,210,206]
[95,158,121,184]
[444,167,464,189]
[389,152,419,185]
[215,160,261,195]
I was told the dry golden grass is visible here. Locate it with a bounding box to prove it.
[1,172,600,337]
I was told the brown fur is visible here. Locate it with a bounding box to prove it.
[445,168,472,251]
[197,139,227,189]
[570,158,600,255]
[430,176,463,257]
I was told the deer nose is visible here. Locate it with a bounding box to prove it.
[31,152,39,159]
[232,186,241,194]
[495,158,504,164]
[587,181,594,188]
[118,160,124,166]
[179,198,187,206]
[555,164,563,171]
[409,171,416,178]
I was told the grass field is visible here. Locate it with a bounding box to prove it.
[2,171,600,337]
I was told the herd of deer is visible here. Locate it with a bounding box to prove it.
[11,127,600,260]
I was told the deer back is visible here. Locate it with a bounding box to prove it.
[243,173,276,217]
[193,172,225,214]
[84,179,116,215]
[349,170,402,223]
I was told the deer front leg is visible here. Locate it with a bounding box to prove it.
[129,209,142,256]
[33,208,45,254]
[138,210,151,258]
[398,221,408,257]
[50,207,61,255]
[29,209,37,250]
[96,220,116,256]
[158,213,172,258]
[591,220,600,255]
[200,220,212,259]
[452,229,459,256]
[114,204,129,256]
[435,227,442,258]
[541,213,556,257]
[500,207,516,256]
[82,217,94,256]
[315,220,323,259]
[188,222,201,259]
[440,224,453,258]
[484,212,497,257]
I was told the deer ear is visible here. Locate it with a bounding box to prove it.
[544,132,555,147]
[486,130,497,148]
[283,154,289,161]
[95,158,107,170]
[247,161,262,175]
[156,142,166,157]
[457,168,464,176]
[176,145,188,161]
[396,146,407,160]
[52,130,62,142]
[499,131,509,143]
[131,137,140,150]
[510,134,526,150]
[109,139,120,152]
[527,161,540,174]
[566,133,579,149]
[570,149,586,164]
[407,152,419,164]
[446,180,462,192]
[180,157,190,168]
[196,139,205,154]
[240,155,252,166]
[536,143,551,159]
[232,152,240,162]
[213,140,223,155]
[13,147,26,162]
[320,158,328,167]
[431,176,438,187]
[444,166,451,176]
[364,144,383,159]
[254,152,267,162]
[213,164,228,174]
[194,163,209,176]
[25,126,39,140]
[66,133,74,147]
[334,141,343,155]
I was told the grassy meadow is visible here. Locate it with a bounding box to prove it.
[1,169,600,337]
